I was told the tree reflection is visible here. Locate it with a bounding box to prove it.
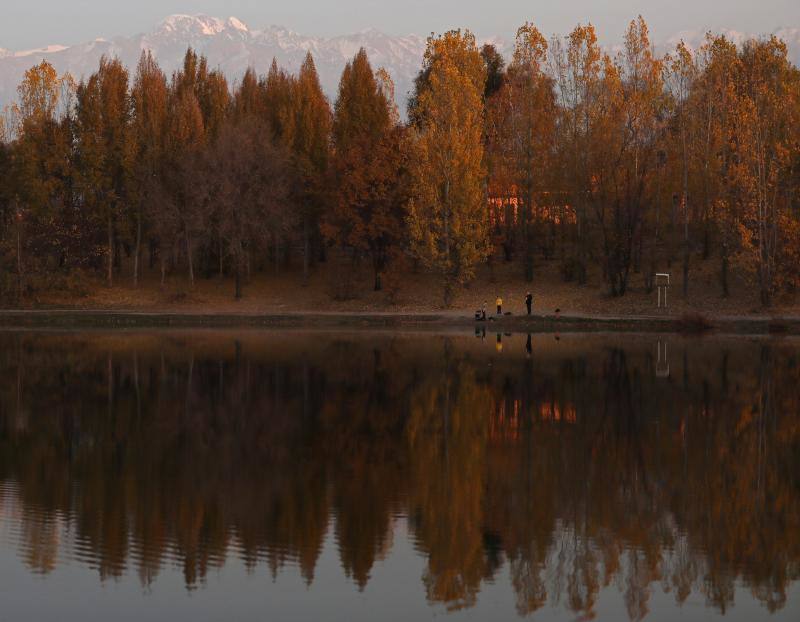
[0,332,798,619]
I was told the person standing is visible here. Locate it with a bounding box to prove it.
[496,296,503,315]
[525,292,533,316]
[481,301,487,321]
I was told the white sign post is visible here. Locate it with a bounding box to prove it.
[655,273,670,309]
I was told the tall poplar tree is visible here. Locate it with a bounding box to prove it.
[732,38,800,305]
[666,42,698,296]
[75,56,133,287]
[590,17,666,296]
[408,30,489,305]
[549,24,604,284]
[489,23,556,281]
[161,84,205,286]
[10,61,73,289]
[131,51,167,286]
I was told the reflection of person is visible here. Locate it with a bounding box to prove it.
[525,292,533,315]
[496,297,503,315]
[526,334,532,357]
[495,333,503,352]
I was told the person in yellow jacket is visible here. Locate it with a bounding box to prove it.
[496,296,503,315]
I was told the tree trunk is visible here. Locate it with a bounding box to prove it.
[107,215,114,287]
[303,216,310,286]
[721,242,729,298]
[524,220,534,282]
[374,261,382,292]
[133,210,142,288]
[235,252,242,300]
[107,351,113,416]
[133,351,140,417]
[577,200,587,285]
[16,218,23,296]
[760,284,770,307]
[186,229,194,287]
[219,234,224,278]
[682,241,690,298]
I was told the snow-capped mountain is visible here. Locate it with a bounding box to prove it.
[0,14,427,114]
[663,26,800,57]
[0,15,798,116]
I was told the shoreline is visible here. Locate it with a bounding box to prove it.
[0,309,799,335]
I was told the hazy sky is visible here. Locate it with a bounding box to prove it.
[2,0,799,50]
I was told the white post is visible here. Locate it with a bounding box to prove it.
[655,273,670,309]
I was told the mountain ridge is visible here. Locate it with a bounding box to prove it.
[0,14,798,115]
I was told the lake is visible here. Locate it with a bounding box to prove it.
[0,330,798,621]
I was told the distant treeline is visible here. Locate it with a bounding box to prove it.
[0,16,798,304]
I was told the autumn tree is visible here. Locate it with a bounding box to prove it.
[665,42,698,296]
[291,53,332,284]
[263,59,297,145]
[408,30,489,305]
[232,67,262,121]
[158,63,207,286]
[74,56,134,287]
[130,51,168,286]
[10,61,74,292]
[691,35,740,296]
[732,38,800,304]
[324,49,407,292]
[197,68,230,139]
[0,139,11,295]
[204,119,292,298]
[488,23,556,281]
[549,24,604,284]
[260,60,299,272]
[593,17,667,296]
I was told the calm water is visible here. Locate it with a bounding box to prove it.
[0,330,798,621]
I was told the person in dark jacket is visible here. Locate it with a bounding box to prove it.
[525,292,533,315]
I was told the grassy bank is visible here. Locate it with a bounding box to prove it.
[1,309,799,335]
[4,248,799,334]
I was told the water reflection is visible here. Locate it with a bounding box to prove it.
[0,331,798,620]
